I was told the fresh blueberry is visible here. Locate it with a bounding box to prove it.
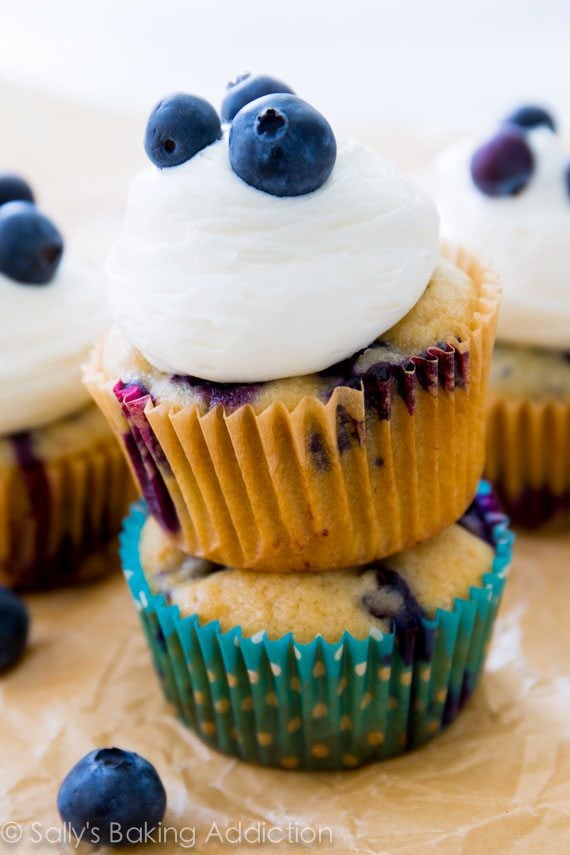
[0,202,64,285]
[57,748,167,847]
[221,72,295,123]
[470,128,534,197]
[144,93,222,168]
[503,104,556,133]
[0,586,29,672]
[0,173,34,207]
[229,94,336,197]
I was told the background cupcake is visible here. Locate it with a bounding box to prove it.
[0,176,132,589]
[86,80,501,571]
[433,105,570,527]
[121,481,513,770]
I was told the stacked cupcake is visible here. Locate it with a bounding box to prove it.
[86,75,513,769]
[433,104,570,528]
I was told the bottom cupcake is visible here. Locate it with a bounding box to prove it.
[0,405,133,590]
[121,483,512,770]
[485,344,570,528]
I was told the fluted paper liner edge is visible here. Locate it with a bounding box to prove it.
[485,390,570,527]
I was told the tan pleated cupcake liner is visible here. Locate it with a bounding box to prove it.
[85,246,500,572]
[485,392,570,528]
[0,406,133,590]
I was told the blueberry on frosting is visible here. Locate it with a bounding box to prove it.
[0,201,63,285]
[470,127,534,197]
[144,93,222,168]
[229,93,337,197]
[503,104,556,133]
[221,72,295,123]
[0,173,34,207]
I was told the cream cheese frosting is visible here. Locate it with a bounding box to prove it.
[108,135,440,383]
[434,127,570,351]
[0,258,108,436]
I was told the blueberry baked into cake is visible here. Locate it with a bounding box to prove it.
[434,104,570,527]
[90,73,511,768]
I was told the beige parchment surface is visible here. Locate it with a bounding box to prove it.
[0,84,568,855]
[0,531,569,854]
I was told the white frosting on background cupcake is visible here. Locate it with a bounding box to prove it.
[434,127,570,351]
[108,135,440,383]
[0,259,108,435]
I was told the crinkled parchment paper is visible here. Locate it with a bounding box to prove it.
[1,532,569,854]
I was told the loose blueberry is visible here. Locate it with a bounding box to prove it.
[144,93,222,168]
[0,586,29,673]
[470,128,534,197]
[0,202,64,285]
[0,173,34,207]
[229,94,336,197]
[57,747,167,847]
[221,72,295,123]
[503,104,556,133]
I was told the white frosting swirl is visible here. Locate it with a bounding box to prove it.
[108,135,439,382]
[434,127,570,350]
[0,258,108,436]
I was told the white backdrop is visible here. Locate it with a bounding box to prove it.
[0,0,568,135]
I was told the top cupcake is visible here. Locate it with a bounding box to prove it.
[108,75,440,383]
[89,75,500,572]
[433,104,570,352]
[0,176,107,435]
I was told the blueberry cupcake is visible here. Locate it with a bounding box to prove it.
[0,177,132,589]
[433,105,570,527]
[85,76,500,571]
[121,482,513,769]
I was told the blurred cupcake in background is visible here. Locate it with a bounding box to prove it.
[0,175,132,590]
[433,105,570,528]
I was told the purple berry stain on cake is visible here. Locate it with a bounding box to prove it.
[335,405,364,453]
[321,338,470,424]
[362,566,431,666]
[363,489,502,669]
[171,375,262,410]
[114,382,180,534]
[307,431,332,473]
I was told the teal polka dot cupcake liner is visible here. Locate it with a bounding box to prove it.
[120,482,513,770]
